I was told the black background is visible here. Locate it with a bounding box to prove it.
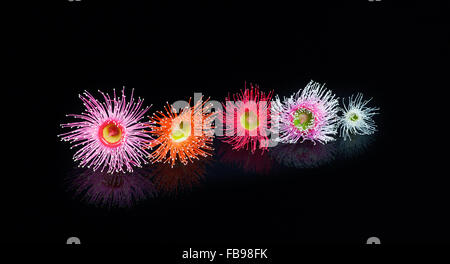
[5,0,448,247]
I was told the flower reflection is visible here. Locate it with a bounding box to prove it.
[270,141,336,169]
[336,134,375,159]
[150,157,212,196]
[216,142,273,175]
[67,167,156,208]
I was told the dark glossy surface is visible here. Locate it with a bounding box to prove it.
[5,0,447,244]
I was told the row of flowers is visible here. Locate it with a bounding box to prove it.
[58,80,379,173]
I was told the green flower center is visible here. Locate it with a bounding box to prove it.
[240,109,260,131]
[293,108,314,131]
[102,123,122,144]
[171,120,191,142]
[349,113,359,122]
